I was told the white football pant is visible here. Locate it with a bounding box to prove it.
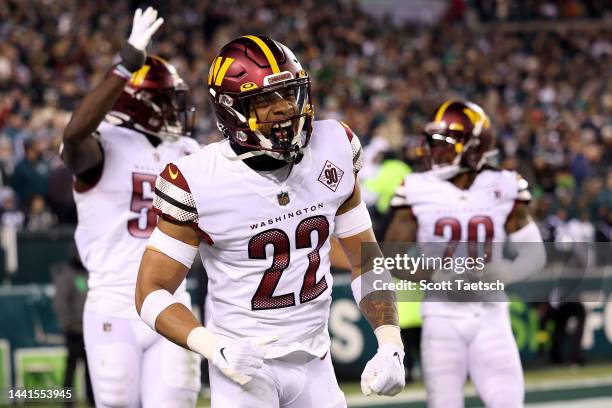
[83,309,201,408]
[209,350,346,408]
[421,306,524,408]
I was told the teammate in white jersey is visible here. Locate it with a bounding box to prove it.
[62,8,200,407]
[386,100,546,407]
[135,35,405,407]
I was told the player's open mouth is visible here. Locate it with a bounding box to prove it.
[272,120,293,141]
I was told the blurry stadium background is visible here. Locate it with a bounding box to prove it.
[0,0,611,406]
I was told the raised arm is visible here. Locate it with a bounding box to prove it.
[62,7,163,181]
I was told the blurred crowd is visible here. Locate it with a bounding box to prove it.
[473,0,610,21]
[0,0,610,245]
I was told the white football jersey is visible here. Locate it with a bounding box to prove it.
[74,119,199,319]
[152,119,363,358]
[391,169,531,317]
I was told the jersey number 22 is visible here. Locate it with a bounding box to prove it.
[249,215,329,310]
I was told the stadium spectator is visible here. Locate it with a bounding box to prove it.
[10,138,50,210]
[0,187,24,229]
[26,194,55,231]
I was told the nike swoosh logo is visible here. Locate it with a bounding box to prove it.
[168,166,179,180]
[393,351,401,365]
[220,347,228,363]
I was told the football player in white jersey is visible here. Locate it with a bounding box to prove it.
[62,8,201,408]
[134,35,406,407]
[386,100,546,407]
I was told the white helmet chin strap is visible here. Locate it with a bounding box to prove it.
[429,136,468,180]
[132,122,180,143]
[225,149,267,161]
[430,148,499,180]
[478,149,499,169]
[430,164,463,180]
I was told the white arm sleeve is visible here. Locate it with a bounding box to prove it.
[334,201,373,238]
[140,289,181,331]
[146,227,199,268]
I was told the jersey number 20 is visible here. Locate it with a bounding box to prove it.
[249,215,329,310]
[434,215,494,260]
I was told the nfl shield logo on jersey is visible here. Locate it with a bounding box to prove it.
[318,160,344,192]
[277,191,290,206]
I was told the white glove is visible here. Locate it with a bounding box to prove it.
[186,327,278,386]
[211,335,278,385]
[127,7,164,51]
[361,337,405,396]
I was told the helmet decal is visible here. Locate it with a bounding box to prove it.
[240,82,258,92]
[263,71,293,86]
[208,57,235,87]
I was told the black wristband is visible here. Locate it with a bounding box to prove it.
[119,43,146,72]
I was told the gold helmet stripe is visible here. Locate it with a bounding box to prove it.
[131,65,151,86]
[242,35,280,74]
[434,99,456,122]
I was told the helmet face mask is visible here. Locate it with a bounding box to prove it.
[424,126,467,168]
[208,36,314,163]
[136,87,193,139]
[235,79,311,162]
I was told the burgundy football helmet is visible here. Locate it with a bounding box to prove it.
[422,99,497,179]
[207,35,314,163]
[111,55,194,142]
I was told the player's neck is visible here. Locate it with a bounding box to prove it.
[450,171,477,190]
[230,141,288,171]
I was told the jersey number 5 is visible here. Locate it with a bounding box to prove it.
[249,215,329,310]
[128,173,157,238]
